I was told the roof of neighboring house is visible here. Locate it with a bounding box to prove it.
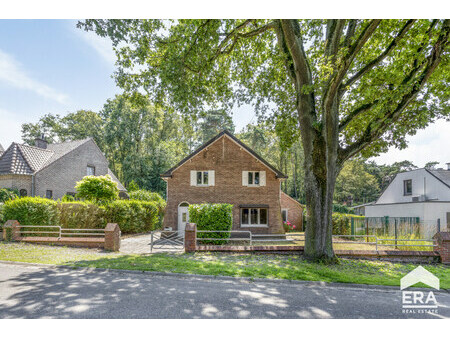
[108,168,126,191]
[0,139,91,175]
[161,130,288,179]
[0,138,126,191]
[349,202,376,209]
[427,169,450,189]
[0,143,4,156]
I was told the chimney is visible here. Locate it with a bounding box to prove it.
[446,162,450,171]
[35,134,48,149]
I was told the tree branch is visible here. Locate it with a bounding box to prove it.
[338,100,380,131]
[339,20,450,161]
[342,20,416,90]
[343,20,357,47]
[325,20,346,57]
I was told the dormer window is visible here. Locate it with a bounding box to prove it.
[403,179,412,196]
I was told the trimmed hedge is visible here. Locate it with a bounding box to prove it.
[0,188,18,203]
[3,197,59,225]
[104,200,159,233]
[332,212,365,235]
[189,203,233,245]
[2,197,162,234]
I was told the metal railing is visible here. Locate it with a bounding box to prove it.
[195,230,437,251]
[17,225,106,239]
[150,230,184,252]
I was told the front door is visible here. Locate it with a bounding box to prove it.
[178,206,189,237]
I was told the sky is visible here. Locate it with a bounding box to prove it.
[0,19,449,168]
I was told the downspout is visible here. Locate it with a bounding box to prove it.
[31,174,36,197]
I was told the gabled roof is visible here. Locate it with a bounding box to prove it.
[427,169,450,189]
[161,130,288,179]
[0,143,4,156]
[108,168,126,191]
[0,139,92,175]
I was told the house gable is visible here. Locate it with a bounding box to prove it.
[376,168,450,204]
[161,130,287,179]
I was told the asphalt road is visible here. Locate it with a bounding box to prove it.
[0,262,448,319]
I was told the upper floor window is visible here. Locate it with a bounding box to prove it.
[403,179,412,196]
[46,190,53,199]
[87,165,95,176]
[190,170,215,186]
[242,171,266,187]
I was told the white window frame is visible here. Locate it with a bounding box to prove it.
[240,208,268,227]
[281,208,288,223]
[247,171,260,187]
[196,171,209,186]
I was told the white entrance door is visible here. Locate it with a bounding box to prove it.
[178,206,189,237]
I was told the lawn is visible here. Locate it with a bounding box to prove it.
[1,242,449,289]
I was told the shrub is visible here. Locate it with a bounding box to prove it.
[127,180,139,192]
[61,194,75,202]
[104,200,159,234]
[3,197,59,225]
[333,203,354,214]
[0,188,18,203]
[129,190,166,211]
[58,202,106,229]
[75,174,119,203]
[283,221,296,232]
[189,203,233,244]
[0,203,4,225]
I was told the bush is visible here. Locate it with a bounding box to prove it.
[58,202,106,229]
[3,197,59,225]
[0,188,18,203]
[61,194,75,202]
[127,180,139,192]
[283,221,296,232]
[333,203,354,214]
[0,203,4,225]
[189,203,233,244]
[104,200,159,234]
[75,174,119,203]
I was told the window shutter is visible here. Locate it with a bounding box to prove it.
[242,171,248,186]
[260,171,266,186]
[209,170,215,186]
[190,170,196,186]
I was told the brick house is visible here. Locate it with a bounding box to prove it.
[0,136,126,199]
[161,130,303,235]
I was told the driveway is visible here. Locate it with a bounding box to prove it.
[0,262,448,319]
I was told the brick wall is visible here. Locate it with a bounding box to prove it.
[163,135,284,234]
[280,192,303,231]
[0,174,32,195]
[35,139,110,200]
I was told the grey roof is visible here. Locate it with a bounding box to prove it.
[108,168,126,191]
[0,143,4,156]
[428,169,450,188]
[0,143,35,175]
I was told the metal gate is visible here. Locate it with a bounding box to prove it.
[150,230,184,252]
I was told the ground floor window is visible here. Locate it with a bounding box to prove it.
[282,209,288,223]
[46,190,53,199]
[19,189,27,197]
[241,208,268,226]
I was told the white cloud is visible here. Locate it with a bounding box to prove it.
[0,49,69,104]
[372,119,450,168]
[75,29,116,66]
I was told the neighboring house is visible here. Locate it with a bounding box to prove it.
[0,143,4,157]
[0,136,126,199]
[350,202,375,216]
[365,166,450,230]
[161,130,302,235]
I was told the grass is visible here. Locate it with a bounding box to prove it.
[0,241,449,289]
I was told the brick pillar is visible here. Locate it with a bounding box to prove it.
[184,223,197,253]
[433,232,450,264]
[3,220,21,241]
[104,223,121,251]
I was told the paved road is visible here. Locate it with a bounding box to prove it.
[0,262,448,319]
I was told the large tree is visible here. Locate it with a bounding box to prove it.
[79,19,450,262]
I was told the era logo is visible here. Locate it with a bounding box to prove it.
[400,266,440,312]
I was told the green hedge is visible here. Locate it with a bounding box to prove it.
[2,197,162,234]
[0,188,18,203]
[104,200,159,234]
[189,203,233,245]
[332,213,365,235]
[3,197,59,225]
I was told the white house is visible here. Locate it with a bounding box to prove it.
[365,165,450,231]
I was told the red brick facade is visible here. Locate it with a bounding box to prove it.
[280,192,304,231]
[162,134,285,234]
